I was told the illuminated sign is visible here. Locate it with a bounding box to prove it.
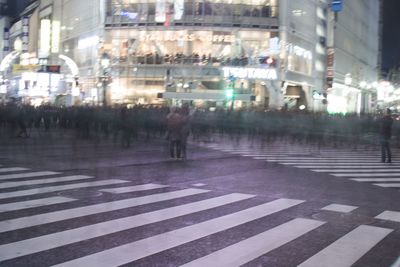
[22,17,29,53]
[51,21,61,53]
[12,64,38,74]
[78,36,99,49]
[120,11,138,20]
[139,33,235,43]
[40,19,51,55]
[223,67,278,80]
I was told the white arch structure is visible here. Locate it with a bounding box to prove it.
[0,51,20,72]
[0,52,79,77]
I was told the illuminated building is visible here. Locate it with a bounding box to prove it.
[0,0,381,111]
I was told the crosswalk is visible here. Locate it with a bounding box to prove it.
[202,142,400,191]
[0,165,399,266]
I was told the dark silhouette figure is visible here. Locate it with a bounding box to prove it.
[379,109,393,163]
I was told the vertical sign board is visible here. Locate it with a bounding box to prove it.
[331,0,343,12]
[3,27,9,52]
[326,48,335,89]
[22,16,29,53]
[155,0,166,22]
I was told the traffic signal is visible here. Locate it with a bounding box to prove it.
[225,88,234,99]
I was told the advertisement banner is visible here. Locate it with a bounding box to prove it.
[155,0,166,22]
[174,0,184,20]
[3,27,9,52]
[12,64,39,74]
[22,16,29,53]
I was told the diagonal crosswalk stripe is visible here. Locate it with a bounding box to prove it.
[100,183,168,194]
[351,178,400,182]
[180,218,324,267]
[0,171,60,181]
[296,165,400,168]
[374,183,400,188]
[375,211,400,223]
[0,179,129,200]
[267,159,382,163]
[0,196,76,212]
[0,188,209,233]
[0,193,254,262]
[0,175,93,189]
[52,198,305,267]
[283,162,399,166]
[0,167,30,173]
[333,173,400,177]
[312,169,400,173]
[298,225,393,267]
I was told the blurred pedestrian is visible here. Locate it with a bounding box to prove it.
[166,107,185,160]
[379,108,393,163]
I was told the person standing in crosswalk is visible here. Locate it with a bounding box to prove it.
[379,108,393,163]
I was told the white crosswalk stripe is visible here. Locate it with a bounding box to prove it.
[180,218,325,267]
[0,171,60,181]
[0,175,93,189]
[0,164,397,266]
[0,179,129,200]
[0,167,30,173]
[99,183,168,194]
[0,196,76,212]
[298,225,393,267]
[202,142,400,190]
[0,188,209,233]
[0,193,254,262]
[52,198,305,267]
[375,210,400,222]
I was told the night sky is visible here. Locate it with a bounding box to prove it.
[3,0,400,73]
[382,0,400,73]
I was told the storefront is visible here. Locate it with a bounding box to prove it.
[100,28,279,106]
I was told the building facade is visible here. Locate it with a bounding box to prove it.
[327,0,381,114]
[0,0,382,112]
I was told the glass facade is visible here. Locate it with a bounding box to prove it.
[102,0,280,105]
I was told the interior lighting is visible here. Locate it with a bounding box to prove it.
[299,105,306,110]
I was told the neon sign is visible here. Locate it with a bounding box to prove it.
[223,67,278,80]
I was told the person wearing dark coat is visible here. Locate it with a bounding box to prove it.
[380,109,394,163]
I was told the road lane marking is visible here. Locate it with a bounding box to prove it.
[374,183,400,188]
[296,165,400,168]
[0,179,129,200]
[351,178,400,182]
[0,193,254,262]
[313,169,400,173]
[0,167,30,173]
[284,163,399,166]
[298,225,393,267]
[100,183,168,194]
[375,211,400,222]
[0,196,76,212]
[52,198,305,267]
[0,175,93,189]
[334,173,400,177]
[321,204,358,213]
[0,188,209,233]
[180,218,324,267]
[0,171,60,181]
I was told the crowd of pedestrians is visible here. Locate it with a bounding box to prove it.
[0,103,397,159]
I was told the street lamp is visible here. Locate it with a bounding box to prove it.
[100,52,110,106]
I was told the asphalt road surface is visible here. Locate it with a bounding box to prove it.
[0,133,399,267]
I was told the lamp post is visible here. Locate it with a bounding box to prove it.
[100,53,110,106]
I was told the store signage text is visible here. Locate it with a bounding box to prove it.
[139,33,235,43]
[269,37,312,60]
[223,67,278,80]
